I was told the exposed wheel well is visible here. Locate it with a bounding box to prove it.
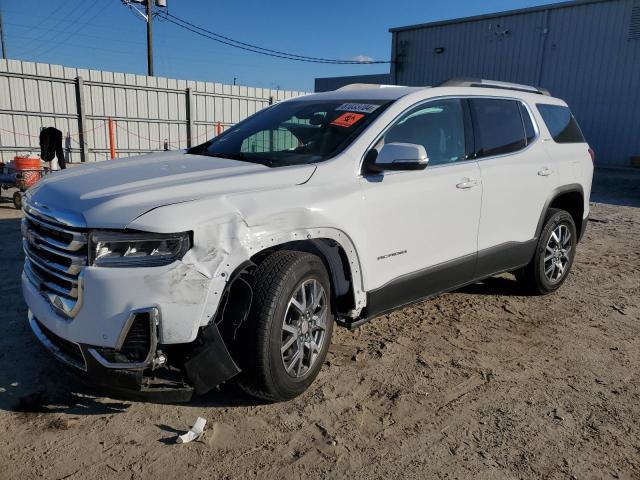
[548,190,584,241]
[250,239,356,316]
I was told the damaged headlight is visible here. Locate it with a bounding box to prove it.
[88,231,190,267]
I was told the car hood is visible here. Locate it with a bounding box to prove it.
[26,151,316,228]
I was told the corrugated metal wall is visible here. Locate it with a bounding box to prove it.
[0,59,307,163]
[539,0,640,168]
[391,0,640,166]
[393,11,547,86]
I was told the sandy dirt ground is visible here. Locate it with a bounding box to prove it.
[0,169,638,480]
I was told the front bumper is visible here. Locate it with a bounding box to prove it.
[21,259,224,348]
[28,309,240,402]
[20,198,242,401]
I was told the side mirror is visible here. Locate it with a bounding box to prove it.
[365,142,429,173]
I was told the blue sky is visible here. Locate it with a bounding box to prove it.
[2,0,563,91]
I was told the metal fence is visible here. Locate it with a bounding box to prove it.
[0,59,308,163]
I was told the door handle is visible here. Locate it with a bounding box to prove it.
[456,178,479,189]
[538,167,553,176]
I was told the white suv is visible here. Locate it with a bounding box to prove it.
[21,79,593,402]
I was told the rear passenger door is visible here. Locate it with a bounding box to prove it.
[470,98,558,277]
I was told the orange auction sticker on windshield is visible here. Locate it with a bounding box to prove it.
[331,112,365,127]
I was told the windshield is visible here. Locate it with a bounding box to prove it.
[187,99,392,166]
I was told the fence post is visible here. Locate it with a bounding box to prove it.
[186,87,194,148]
[268,96,274,149]
[108,117,115,159]
[75,76,88,163]
[64,132,71,164]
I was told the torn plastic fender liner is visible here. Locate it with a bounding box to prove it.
[183,322,241,394]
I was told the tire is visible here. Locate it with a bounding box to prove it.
[13,191,22,210]
[236,250,334,402]
[518,208,577,294]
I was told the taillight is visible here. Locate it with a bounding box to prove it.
[588,147,595,165]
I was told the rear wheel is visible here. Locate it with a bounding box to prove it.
[236,251,334,401]
[518,208,577,294]
[12,191,22,210]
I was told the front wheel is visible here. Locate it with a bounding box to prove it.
[236,251,334,402]
[518,208,577,294]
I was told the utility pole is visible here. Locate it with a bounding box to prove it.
[0,8,7,60]
[125,0,166,76]
[146,0,153,76]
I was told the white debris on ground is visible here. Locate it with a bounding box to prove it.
[176,417,207,444]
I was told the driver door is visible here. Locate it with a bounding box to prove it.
[359,98,482,315]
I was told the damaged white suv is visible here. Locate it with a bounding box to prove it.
[22,79,593,402]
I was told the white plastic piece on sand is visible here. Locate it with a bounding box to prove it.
[176,417,206,444]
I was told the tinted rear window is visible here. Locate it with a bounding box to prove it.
[537,104,585,143]
[470,99,527,158]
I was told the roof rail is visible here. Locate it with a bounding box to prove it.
[336,83,406,91]
[437,78,551,96]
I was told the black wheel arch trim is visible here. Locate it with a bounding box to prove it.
[534,183,585,242]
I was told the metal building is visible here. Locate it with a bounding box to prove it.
[318,0,640,166]
[391,0,640,167]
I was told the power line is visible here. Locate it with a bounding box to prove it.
[8,21,270,69]
[15,0,81,52]
[156,11,391,65]
[3,9,118,31]
[32,1,112,58]
[8,33,143,57]
[160,11,389,64]
[20,0,93,56]
[21,2,95,57]
[7,22,143,46]
[160,11,381,63]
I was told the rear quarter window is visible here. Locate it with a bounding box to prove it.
[537,104,585,143]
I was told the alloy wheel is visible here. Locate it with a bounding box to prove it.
[544,224,572,283]
[280,278,328,378]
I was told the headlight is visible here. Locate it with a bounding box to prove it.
[88,231,190,267]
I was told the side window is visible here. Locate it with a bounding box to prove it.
[470,98,527,158]
[519,102,536,144]
[536,104,585,143]
[383,99,466,166]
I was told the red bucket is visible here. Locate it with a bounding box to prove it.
[14,156,42,189]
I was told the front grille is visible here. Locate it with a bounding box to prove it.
[22,207,88,317]
[35,318,86,370]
